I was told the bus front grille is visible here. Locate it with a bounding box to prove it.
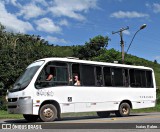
[8,105,17,109]
[8,98,18,102]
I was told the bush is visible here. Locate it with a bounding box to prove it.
[157,90,160,104]
[0,96,7,111]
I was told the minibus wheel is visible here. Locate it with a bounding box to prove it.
[23,114,39,122]
[115,102,130,117]
[97,111,110,118]
[39,104,57,122]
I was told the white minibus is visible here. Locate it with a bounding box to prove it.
[7,57,156,122]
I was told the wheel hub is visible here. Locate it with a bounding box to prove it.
[122,107,128,114]
[43,108,54,118]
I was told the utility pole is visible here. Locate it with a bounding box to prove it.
[112,26,129,64]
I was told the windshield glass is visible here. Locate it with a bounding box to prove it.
[10,61,44,92]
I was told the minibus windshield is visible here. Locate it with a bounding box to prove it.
[10,61,44,92]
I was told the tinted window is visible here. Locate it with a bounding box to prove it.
[129,69,135,87]
[146,71,153,88]
[81,65,95,86]
[96,66,103,86]
[129,69,153,88]
[124,69,129,87]
[135,70,141,87]
[141,70,146,87]
[56,67,68,82]
[112,68,123,87]
[103,67,112,86]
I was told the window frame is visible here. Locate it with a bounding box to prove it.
[35,61,69,89]
[128,68,153,88]
[111,67,124,87]
[80,64,96,86]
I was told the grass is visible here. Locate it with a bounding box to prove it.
[0,110,23,119]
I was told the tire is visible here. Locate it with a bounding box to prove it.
[115,103,130,117]
[23,114,39,122]
[39,104,57,122]
[97,111,110,118]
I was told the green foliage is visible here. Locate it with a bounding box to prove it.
[0,95,7,110]
[51,45,74,57]
[0,24,73,94]
[0,22,160,94]
[92,48,121,63]
[73,35,110,59]
[154,60,158,64]
[0,110,22,119]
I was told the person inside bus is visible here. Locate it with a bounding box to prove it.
[46,67,55,81]
[74,74,80,86]
[46,74,53,81]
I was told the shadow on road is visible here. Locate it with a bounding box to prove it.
[4,113,147,123]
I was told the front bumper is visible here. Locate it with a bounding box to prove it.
[8,97,33,114]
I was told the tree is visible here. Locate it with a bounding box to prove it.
[73,35,110,59]
[154,60,157,64]
[0,25,74,95]
[92,48,121,63]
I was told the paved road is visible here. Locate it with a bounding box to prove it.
[1,112,160,131]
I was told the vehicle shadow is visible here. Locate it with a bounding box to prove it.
[59,113,146,121]
[4,113,146,123]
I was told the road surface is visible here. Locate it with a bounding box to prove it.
[0,112,160,131]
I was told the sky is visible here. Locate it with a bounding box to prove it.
[0,0,160,63]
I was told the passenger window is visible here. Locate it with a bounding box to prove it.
[72,64,81,86]
[146,71,153,88]
[129,69,153,88]
[141,70,146,87]
[135,70,142,87]
[124,69,129,87]
[96,66,103,86]
[35,62,68,88]
[112,68,123,87]
[134,70,146,87]
[103,67,112,86]
[81,65,95,86]
[129,69,135,87]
